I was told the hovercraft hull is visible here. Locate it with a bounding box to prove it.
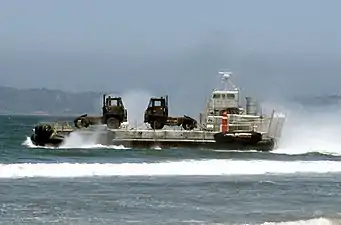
[110,138,275,151]
[104,129,275,152]
[29,123,275,151]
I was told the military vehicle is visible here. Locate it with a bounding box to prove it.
[74,94,127,129]
[143,95,198,130]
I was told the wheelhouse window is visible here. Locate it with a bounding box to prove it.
[213,93,235,99]
[226,94,235,99]
[213,93,221,98]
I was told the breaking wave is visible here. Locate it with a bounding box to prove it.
[2,159,341,178]
[258,217,341,225]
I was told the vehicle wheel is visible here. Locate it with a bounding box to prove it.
[182,120,195,130]
[75,117,90,128]
[74,119,81,128]
[150,120,164,129]
[107,117,120,129]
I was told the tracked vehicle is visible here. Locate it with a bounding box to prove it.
[144,95,197,130]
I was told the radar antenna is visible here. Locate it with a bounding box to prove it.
[218,71,236,90]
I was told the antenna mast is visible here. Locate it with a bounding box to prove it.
[218,71,236,90]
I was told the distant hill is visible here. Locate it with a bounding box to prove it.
[0,86,103,116]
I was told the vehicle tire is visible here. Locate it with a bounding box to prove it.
[182,120,195,130]
[150,120,164,129]
[74,117,90,128]
[107,117,120,129]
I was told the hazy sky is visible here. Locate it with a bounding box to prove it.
[1,0,341,113]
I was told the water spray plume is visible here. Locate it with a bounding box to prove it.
[59,125,105,148]
[273,100,341,155]
[23,125,129,149]
[121,89,153,129]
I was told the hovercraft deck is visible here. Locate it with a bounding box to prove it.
[30,126,275,151]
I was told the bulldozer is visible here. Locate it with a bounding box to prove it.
[144,95,197,130]
[74,94,127,129]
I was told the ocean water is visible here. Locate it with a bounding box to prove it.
[1,115,341,225]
